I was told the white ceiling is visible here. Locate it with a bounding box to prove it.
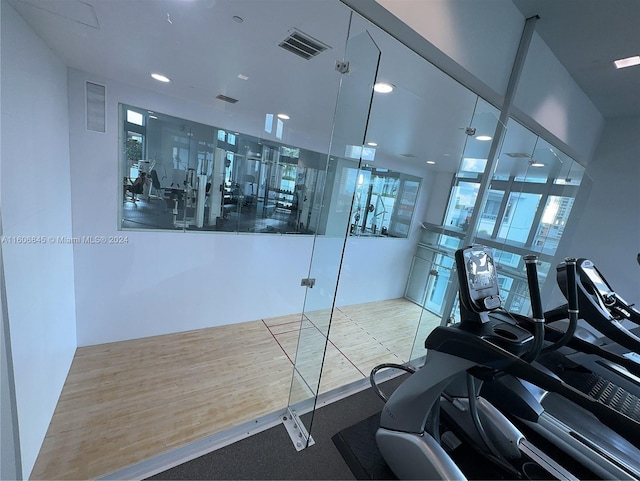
[6,0,638,177]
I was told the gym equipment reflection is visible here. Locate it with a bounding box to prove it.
[120,105,420,237]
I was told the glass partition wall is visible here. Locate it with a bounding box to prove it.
[285,26,382,448]
[406,110,589,360]
[113,0,590,455]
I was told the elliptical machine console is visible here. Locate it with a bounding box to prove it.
[456,246,502,313]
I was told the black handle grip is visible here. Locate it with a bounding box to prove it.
[524,255,544,322]
[564,258,578,313]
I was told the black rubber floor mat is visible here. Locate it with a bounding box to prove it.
[331,412,397,480]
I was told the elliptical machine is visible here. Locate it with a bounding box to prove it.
[479,257,640,479]
[376,246,640,480]
[376,246,575,480]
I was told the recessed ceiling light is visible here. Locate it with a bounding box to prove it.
[151,73,171,83]
[149,115,158,119]
[530,162,545,168]
[237,74,249,80]
[475,135,492,141]
[426,160,436,165]
[366,142,378,147]
[614,55,640,69]
[277,113,290,120]
[232,15,244,23]
[373,82,394,93]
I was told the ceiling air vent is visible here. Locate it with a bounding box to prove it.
[279,29,330,60]
[215,94,238,104]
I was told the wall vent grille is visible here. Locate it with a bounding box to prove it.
[215,94,238,104]
[86,81,106,133]
[279,29,329,60]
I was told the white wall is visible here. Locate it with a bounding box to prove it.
[0,2,77,477]
[560,116,640,302]
[513,32,604,163]
[375,0,523,97]
[67,69,421,346]
[372,0,604,165]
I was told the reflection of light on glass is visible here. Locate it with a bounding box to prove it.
[127,110,144,126]
[281,146,300,158]
[460,157,487,173]
[276,119,283,139]
[218,130,226,142]
[151,73,171,83]
[475,135,492,141]
[345,145,376,161]
[541,197,560,224]
[614,55,640,69]
[264,114,273,133]
[358,173,364,185]
[362,147,376,161]
[373,82,394,93]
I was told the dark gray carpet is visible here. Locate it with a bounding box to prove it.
[148,377,406,480]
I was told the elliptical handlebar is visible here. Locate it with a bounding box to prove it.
[524,255,544,322]
[565,258,579,314]
[522,255,545,362]
[542,258,579,354]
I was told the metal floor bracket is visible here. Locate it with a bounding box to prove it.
[282,407,315,451]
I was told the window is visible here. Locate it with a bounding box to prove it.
[411,114,588,320]
[498,192,542,243]
[119,104,422,237]
[126,110,144,126]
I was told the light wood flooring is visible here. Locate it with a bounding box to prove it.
[30,298,441,480]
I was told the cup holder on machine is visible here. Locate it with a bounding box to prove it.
[493,327,519,340]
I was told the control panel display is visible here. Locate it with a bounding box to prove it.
[460,246,501,312]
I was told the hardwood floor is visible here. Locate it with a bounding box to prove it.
[30,298,442,480]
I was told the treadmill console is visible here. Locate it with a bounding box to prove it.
[556,257,640,353]
[456,246,502,314]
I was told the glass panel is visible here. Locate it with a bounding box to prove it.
[411,99,591,327]
[456,118,589,317]
[287,27,381,445]
[497,191,542,243]
[119,108,333,235]
[348,169,421,237]
[443,181,480,231]
[476,189,504,238]
[405,97,501,355]
[532,195,574,254]
[424,255,455,315]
